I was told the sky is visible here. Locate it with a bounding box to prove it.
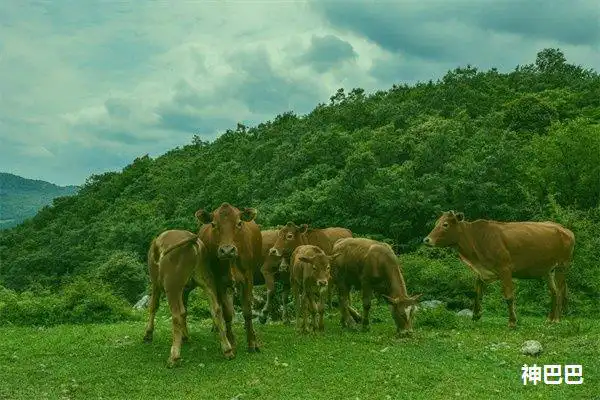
[1,1,599,186]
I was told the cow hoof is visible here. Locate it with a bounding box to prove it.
[362,325,371,332]
[258,314,268,325]
[143,335,153,343]
[224,349,235,360]
[508,323,517,330]
[472,314,482,322]
[182,336,189,343]
[247,346,261,353]
[167,357,182,368]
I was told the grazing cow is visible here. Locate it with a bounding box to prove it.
[290,245,336,332]
[331,237,421,337]
[143,230,233,366]
[268,222,360,323]
[423,211,575,329]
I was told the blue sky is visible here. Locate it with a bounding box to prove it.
[1,0,598,186]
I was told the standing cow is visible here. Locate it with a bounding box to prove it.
[331,237,421,337]
[267,222,360,324]
[290,245,336,333]
[423,210,575,329]
[143,230,233,366]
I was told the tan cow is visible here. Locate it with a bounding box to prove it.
[331,237,421,336]
[268,222,360,323]
[290,245,336,333]
[423,210,575,328]
[143,230,233,366]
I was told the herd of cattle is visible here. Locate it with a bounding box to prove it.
[142,203,576,366]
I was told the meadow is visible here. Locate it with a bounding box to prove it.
[1,302,598,400]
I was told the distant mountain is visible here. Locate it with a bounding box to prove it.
[0,173,79,229]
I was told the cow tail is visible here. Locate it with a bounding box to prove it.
[160,235,199,259]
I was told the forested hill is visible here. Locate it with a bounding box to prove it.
[0,173,79,230]
[1,49,599,302]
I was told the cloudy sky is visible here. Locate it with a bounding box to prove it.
[1,1,599,186]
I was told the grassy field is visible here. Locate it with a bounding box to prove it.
[0,306,598,400]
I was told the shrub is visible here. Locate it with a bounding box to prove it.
[94,250,148,304]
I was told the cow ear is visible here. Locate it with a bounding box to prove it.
[406,294,422,305]
[328,252,341,261]
[240,207,257,222]
[456,212,464,221]
[195,209,212,224]
[299,224,309,234]
[382,294,400,304]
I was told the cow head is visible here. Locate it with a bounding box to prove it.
[297,252,339,292]
[422,210,465,247]
[383,293,422,336]
[269,222,308,259]
[195,203,257,260]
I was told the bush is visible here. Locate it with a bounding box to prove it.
[0,279,138,327]
[415,305,460,330]
[94,250,148,304]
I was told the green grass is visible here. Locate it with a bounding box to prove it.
[0,307,598,400]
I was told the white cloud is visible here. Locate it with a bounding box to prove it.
[0,0,598,185]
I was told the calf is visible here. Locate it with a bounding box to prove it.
[290,245,335,332]
[268,222,360,323]
[143,230,233,366]
[423,210,575,328]
[331,237,421,337]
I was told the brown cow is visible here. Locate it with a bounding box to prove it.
[268,222,360,323]
[143,230,233,366]
[423,211,575,329]
[331,237,421,336]
[170,203,263,353]
[290,245,337,333]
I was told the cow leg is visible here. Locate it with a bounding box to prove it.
[181,285,194,341]
[218,285,236,351]
[165,289,186,366]
[204,282,234,359]
[308,292,319,332]
[240,274,260,353]
[361,283,373,332]
[281,284,291,325]
[338,282,356,330]
[317,290,326,331]
[301,291,310,333]
[472,278,484,321]
[259,272,275,324]
[143,281,161,343]
[500,274,517,329]
[546,270,560,323]
[293,282,302,331]
[555,268,568,319]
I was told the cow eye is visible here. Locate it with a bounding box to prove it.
[312,265,317,270]
[211,222,217,228]
[236,220,243,228]
[442,222,449,228]
[286,233,294,240]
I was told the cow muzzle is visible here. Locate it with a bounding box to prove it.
[217,244,238,259]
[422,237,433,246]
[269,247,282,257]
[317,280,328,292]
[278,258,289,272]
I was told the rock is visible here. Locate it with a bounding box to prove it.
[419,300,444,309]
[457,309,473,318]
[521,340,543,356]
[133,295,150,310]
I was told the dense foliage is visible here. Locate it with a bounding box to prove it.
[0,173,78,229]
[1,48,599,323]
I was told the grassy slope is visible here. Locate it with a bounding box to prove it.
[0,309,597,400]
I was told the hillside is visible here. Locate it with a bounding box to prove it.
[0,48,599,314]
[0,173,79,229]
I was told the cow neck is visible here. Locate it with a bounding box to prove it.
[455,221,480,264]
[385,253,408,299]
